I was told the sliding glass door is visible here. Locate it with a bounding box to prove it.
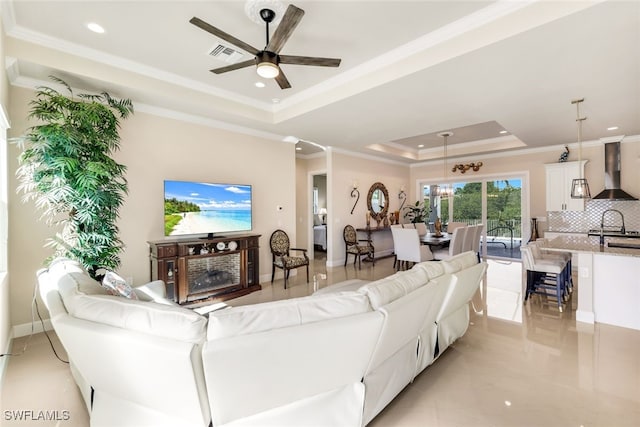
[486,179,522,259]
[421,176,523,260]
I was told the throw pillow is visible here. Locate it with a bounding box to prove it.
[101,271,138,300]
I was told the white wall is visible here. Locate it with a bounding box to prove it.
[8,85,296,327]
[327,150,409,266]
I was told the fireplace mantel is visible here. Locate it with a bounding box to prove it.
[148,234,261,305]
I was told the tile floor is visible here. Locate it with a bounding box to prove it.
[1,254,639,426]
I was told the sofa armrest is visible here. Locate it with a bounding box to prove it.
[134,280,178,306]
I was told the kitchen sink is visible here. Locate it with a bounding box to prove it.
[588,229,640,238]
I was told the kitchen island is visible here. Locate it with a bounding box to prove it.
[545,235,640,331]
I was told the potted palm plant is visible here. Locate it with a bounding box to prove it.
[15,77,134,277]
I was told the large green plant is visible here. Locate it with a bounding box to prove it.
[15,77,134,277]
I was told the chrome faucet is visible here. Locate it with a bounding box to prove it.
[601,209,626,234]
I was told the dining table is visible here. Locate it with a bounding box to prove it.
[421,232,451,248]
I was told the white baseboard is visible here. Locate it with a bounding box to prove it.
[12,319,53,338]
[328,249,394,268]
[576,310,595,325]
[1,321,54,384]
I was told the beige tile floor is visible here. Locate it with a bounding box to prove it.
[2,254,639,427]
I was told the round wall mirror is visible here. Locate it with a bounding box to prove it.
[367,182,389,223]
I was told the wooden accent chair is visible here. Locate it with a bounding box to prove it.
[343,225,374,269]
[269,229,309,289]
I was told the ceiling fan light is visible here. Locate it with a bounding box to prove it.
[256,61,279,78]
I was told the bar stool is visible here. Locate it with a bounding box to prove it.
[531,239,573,296]
[520,244,570,312]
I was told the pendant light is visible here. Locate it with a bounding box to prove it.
[437,131,454,198]
[570,98,591,199]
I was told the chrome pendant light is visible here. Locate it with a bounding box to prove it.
[437,131,454,198]
[570,98,591,199]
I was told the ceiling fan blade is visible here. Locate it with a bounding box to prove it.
[279,55,341,67]
[190,17,259,56]
[210,60,256,74]
[275,69,291,89]
[266,5,305,53]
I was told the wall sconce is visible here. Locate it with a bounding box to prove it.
[398,186,407,211]
[350,181,360,215]
[452,162,483,173]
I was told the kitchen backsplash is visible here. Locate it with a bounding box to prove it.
[547,200,640,233]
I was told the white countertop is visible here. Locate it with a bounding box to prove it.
[545,235,640,258]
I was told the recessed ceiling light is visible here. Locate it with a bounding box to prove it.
[499,130,508,134]
[87,22,105,34]
[272,98,280,104]
[417,144,425,148]
[295,146,302,151]
[255,82,266,88]
[607,126,619,131]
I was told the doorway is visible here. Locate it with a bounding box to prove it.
[311,173,327,261]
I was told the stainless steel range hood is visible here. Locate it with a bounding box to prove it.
[592,141,638,200]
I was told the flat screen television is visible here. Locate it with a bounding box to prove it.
[164,180,252,238]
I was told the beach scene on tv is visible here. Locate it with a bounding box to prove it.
[164,181,252,236]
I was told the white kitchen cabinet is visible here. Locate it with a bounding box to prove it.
[593,253,640,331]
[545,160,587,211]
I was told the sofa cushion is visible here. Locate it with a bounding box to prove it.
[412,261,445,280]
[441,251,478,274]
[358,268,430,309]
[207,293,372,340]
[313,279,370,295]
[47,258,110,298]
[66,294,207,343]
[55,272,111,304]
[357,276,404,309]
[48,258,85,276]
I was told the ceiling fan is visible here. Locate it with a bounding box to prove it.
[190,4,341,89]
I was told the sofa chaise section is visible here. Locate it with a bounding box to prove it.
[203,292,384,426]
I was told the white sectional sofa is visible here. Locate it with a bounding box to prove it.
[37,251,486,427]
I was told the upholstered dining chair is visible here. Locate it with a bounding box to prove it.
[390,224,404,269]
[462,224,478,253]
[433,226,467,260]
[472,224,484,261]
[446,221,466,233]
[269,229,309,289]
[390,227,434,270]
[343,225,375,269]
[414,222,428,237]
